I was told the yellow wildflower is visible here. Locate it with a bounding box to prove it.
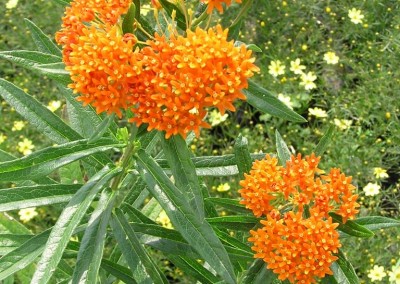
[323,51,339,65]
[308,107,327,118]
[348,8,364,25]
[373,167,389,179]
[17,138,34,155]
[6,0,19,9]
[334,118,352,130]
[367,265,386,282]
[18,207,38,223]
[0,133,7,144]
[156,210,173,229]
[389,265,400,284]
[289,58,306,75]
[277,94,293,110]
[268,60,285,77]
[12,121,26,131]
[217,183,231,192]
[208,109,229,127]
[47,100,62,112]
[300,72,317,90]
[363,183,381,197]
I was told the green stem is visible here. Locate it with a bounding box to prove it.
[230,0,254,27]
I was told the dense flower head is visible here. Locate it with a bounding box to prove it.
[239,153,359,221]
[200,0,242,14]
[129,25,259,138]
[66,25,141,117]
[249,211,341,283]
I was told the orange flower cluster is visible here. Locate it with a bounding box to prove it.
[56,1,259,138]
[249,211,341,283]
[239,154,359,283]
[131,26,259,137]
[201,0,242,14]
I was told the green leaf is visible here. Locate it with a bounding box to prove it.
[59,161,84,184]
[246,44,262,52]
[206,216,259,231]
[168,256,220,284]
[88,113,116,143]
[331,249,359,284]
[24,19,62,56]
[0,51,61,69]
[354,216,400,231]
[228,19,242,41]
[214,229,253,254]
[35,62,71,85]
[314,125,335,157]
[122,3,136,34]
[240,259,278,284]
[275,130,291,166]
[0,184,81,211]
[0,139,124,182]
[111,209,169,284]
[161,135,204,219]
[0,229,51,281]
[0,234,32,255]
[31,166,121,284]
[100,259,137,284]
[329,213,374,238]
[0,213,31,234]
[72,189,115,283]
[158,0,187,31]
[205,198,250,214]
[0,79,81,144]
[244,80,307,122]
[136,150,236,284]
[234,134,253,179]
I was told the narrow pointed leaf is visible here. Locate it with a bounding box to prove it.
[205,198,249,214]
[35,62,71,85]
[0,214,31,234]
[88,113,116,143]
[234,134,253,179]
[168,256,220,284]
[329,213,374,238]
[0,230,51,281]
[240,259,278,284]
[24,19,62,56]
[122,4,136,34]
[354,216,400,231]
[72,189,115,283]
[0,51,61,69]
[161,135,204,219]
[111,209,168,284]
[0,139,124,182]
[100,259,137,284]
[136,150,236,284]
[244,80,307,122]
[314,125,335,157]
[275,130,291,166]
[0,184,81,211]
[206,216,259,231]
[31,166,121,284]
[158,0,187,30]
[0,234,32,255]
[331,249,358,284]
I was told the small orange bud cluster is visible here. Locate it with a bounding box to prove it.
[200,0,242,14]
[56,0,258,138]
[239,154,359,283]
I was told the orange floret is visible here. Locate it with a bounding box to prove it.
[66,26,142,117]
[200,0,242,14]
[249,211,341,283]
[129,25,259,138]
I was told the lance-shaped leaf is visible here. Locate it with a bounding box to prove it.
[0,229,51,281]
[158,0,187,30]
[314,125,335,157]
[0,139,124,182]
[0,184,81,211]
[354,216,400,231]
[234,134,253,179]
[31,166,121,284]
[329,213,374,238]
[111,209,169,284]
[35,62,71,85]
[205,198,250,214]
[136,150,236,284]
[0,213,31,234]
[24,19,62,56]
[122,3,136,34]
[240,259,279,284]
[100,259,137,284]
[275,130,291,166]
[244,80,307,122]
[161,135,204,219]
[0,79,80,144]
[331,249,358,284]
[0,51,61,69]
[0,234,32,255]
[72,189,116,283]
[206,216,259,231]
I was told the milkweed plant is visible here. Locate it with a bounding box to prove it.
[0,0,399,283]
